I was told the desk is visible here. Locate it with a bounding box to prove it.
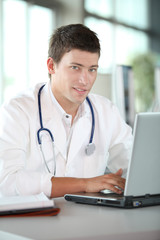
[0,197,160,240]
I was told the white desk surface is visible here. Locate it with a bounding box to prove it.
[0,197,160,240]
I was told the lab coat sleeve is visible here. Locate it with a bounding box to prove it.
[0,99,53,197]
[107,104,133,177]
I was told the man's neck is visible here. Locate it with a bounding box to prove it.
[51,92,79,123]
[57,98,79,123]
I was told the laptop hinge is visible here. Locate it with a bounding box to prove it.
[145,194,150,199]
[125,196,133,207]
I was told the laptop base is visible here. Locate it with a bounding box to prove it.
[64,193,160,209]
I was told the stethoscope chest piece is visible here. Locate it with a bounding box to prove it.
[85,143,96,156]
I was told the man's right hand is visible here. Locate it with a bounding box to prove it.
[84,168,125,194]
[51,168,125,198]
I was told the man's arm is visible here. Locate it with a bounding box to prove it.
[51,169,124,198]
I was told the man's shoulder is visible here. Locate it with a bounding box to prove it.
[87,93,122,118]
[88,93,114,108]
[1,83,45,112]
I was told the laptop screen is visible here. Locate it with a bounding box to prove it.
[124,112,160,196]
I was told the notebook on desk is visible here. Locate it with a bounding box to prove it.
[65,112,160,208]
[0,193,60,217]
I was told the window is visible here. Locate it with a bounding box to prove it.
[85,17,113,73]
[0,0,55,104]
[84,0,149,73]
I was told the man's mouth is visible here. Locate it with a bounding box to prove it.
[73,87,86,93]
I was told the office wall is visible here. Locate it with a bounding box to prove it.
[55,0,84,26]
[0,0,3,103]
[149,0,160,54]
[92,74,112,99]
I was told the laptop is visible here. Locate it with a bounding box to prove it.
[64,112,160,208]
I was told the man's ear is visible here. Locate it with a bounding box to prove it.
[47,57,55,74]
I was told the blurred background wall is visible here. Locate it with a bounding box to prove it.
[0,0,160,123]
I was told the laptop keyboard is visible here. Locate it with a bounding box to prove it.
[100,191,124,199]
[101,189,124,195]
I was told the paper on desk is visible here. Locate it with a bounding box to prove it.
[0,231,33,240]
[0,192,54,212]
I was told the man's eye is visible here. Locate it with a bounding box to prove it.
[71,66,78,70]
[89,68,97,72]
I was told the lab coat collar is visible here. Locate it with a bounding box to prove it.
[48,81,90,119]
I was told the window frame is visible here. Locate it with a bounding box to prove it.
[84,0,153,36]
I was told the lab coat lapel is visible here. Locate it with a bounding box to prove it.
[67,116,91,162]
[40,83,67,159]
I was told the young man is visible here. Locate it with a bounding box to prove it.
[0,24,132,198]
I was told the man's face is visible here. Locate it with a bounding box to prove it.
[49,49,99,111]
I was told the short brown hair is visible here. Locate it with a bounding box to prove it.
[48,24,100,78]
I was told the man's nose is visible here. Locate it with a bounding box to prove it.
[79,70,88,85]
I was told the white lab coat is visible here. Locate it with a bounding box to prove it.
[0,82,133,197]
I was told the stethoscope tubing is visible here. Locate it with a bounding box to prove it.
[37,85,54,145]
[86,97,95,144]
[37,84,95,174]
[37,84,95,146]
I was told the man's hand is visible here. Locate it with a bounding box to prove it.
[51,168,125,198]
[84,168,125,194]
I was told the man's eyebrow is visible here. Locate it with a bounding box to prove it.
[70,62,99,68]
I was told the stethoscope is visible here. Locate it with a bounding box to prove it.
[37,84,95,174]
